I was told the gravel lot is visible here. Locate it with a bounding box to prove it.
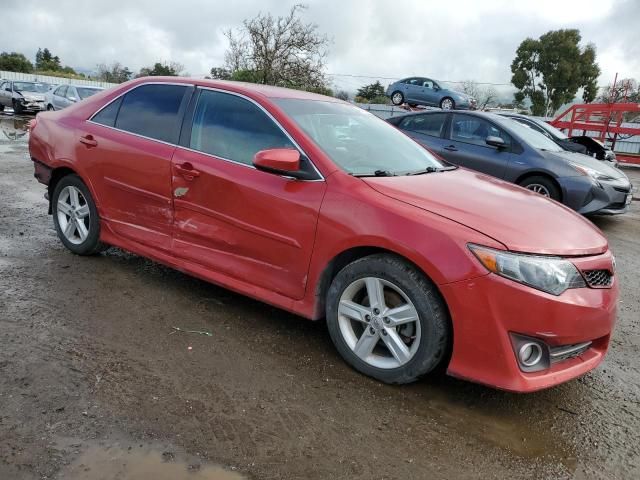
[1,112,639,479]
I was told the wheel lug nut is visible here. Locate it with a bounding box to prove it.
[381,330,388,336]
[373,308,380,315]
[383,317,390,324]
[369,327,376,335]
[365,314,371,321]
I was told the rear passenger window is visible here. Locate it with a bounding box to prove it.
[189,90,294,165]
[56,86,67,97]
[451,114,511,147]
[399,113,447,137]
[91,97,123,128]
[114,84,188,143]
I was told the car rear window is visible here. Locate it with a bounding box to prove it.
[113,84,188,143]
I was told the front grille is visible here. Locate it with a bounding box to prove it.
[583,269,613,287]
[550,341,592,364]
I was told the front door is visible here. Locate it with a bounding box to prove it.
[171,88,326,300]
[75,83,192,251]
[442,113,514,178]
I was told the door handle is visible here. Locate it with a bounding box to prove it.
[444,145,458,152]
[174,162,200,181]
[79,134,98,147]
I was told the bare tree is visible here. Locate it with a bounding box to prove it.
[598,78,639,104]
[96,62,132,83]
[461,80,498,110]
[223,4,330,90]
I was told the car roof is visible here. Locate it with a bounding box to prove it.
[129,76,342,103]
[389,109,503,122]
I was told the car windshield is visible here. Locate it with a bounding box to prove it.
[274,99,445,175]
[531,118,568,140]
[497,116,564,152]
[13,82,49,93]
[76,87,102,99]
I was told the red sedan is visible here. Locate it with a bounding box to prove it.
[29,77,618,392]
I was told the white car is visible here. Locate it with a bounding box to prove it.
[45,84,104,111]
[0,80,49,113]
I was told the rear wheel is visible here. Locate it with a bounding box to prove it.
[326,254,450,384]
[52,174,108,255]
[47,104,54,111]
[440,97,455,110]
[518,175,561,201]
[391,91,404,106]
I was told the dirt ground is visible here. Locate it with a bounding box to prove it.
[1,111,639,480]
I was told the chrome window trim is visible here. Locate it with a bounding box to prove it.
[87,81,325,182]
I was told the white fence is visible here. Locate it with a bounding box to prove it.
[0,70,117,89]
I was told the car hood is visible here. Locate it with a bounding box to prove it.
[544,149,626,179]
[20,92,45,101]
[363,168,608,256]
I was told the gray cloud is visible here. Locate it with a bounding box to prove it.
[1,0,637,94]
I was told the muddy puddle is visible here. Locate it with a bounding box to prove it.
[0,113,30,143]
[57,442,246,480]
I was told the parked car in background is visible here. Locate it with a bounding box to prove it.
[498,113,618,164]
[29,77,618,393]
[569,135,617,163]
[45,84,104,111]
[386,77,476,110]
[0,80,49,113]
[388,110,632,215]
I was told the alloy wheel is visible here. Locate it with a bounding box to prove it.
[392,92,403,105]
[440,98,453,110]
[525,183,551,197]
[337,277,421,369]
[56,185,90,245]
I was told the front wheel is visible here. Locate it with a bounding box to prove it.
[390,91,404,106]
[518,175,561,201]
[52,174,109,255]
[12,100,23,114]
[326,254,450,384]
[47,104,54,111]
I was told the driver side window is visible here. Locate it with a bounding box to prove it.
[451,114,510,147]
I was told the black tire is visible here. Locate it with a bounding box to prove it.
[52,174,109,255]
[518,175,561,201]
[12,99,23,114]
[439,97,455,110]
[326,254,450,384]
[390,91,404,106]
[47,104,54,111]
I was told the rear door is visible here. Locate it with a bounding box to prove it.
[397,113,450,155]
[442,114,514,178]
[76,83,192,251]
[53,86,67,110]
[403,78,422,103]
[170,88,326,300]
[0,82,10,107]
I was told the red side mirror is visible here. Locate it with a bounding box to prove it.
[253,149,301,175]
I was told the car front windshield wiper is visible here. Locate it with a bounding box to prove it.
[407,165,457,175]
[350,169,396,177]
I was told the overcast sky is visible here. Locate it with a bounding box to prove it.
[2,0,639,95]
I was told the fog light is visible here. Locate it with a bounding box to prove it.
[510,333,550,373]
[518,342,543,367]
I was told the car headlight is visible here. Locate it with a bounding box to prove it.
[569,162,615,182]
[469,244,586,295]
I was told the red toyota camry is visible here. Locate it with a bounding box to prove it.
[29,77,618,392]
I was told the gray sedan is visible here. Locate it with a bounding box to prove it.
[387,110,632,215]
[385,77,476,110]
[45,84,104,111]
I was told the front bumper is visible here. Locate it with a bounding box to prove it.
[18,99,46,111]
[440,250,618,392]
[562,175,632,215]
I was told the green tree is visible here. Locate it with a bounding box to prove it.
[511,29,600,116]
[97,62,133,83]
[0,52,33,72]
[35,47,62,71]
[137,61,184,77]
[210,67,232,80]
[356,81,386,101]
